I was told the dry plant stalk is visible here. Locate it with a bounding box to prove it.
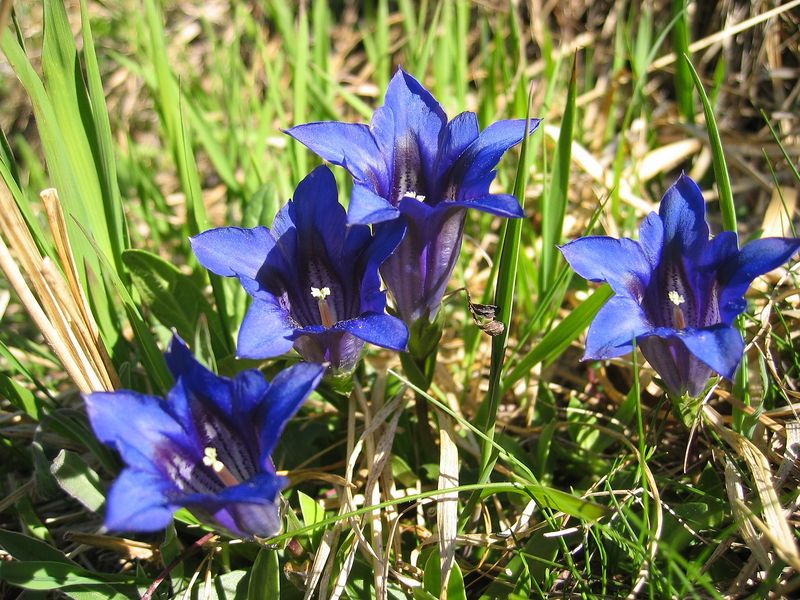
[0,182,119,393]
[435,407,459,598]
[704,404,800,571]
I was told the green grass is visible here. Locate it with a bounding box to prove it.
[1,1,799,598]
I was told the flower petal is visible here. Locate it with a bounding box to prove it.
[177,473,286,539]
[214,474,286,538]
[104,470,178,532]
[258,362,325,459]
[384,198,466,322]
[433,111,480,183]
[658,174,709,256]
[237,299,295,359]
[720,237,800,297]
[676,325,744,380]
[165,336,231,414]
[376,69,447,180]
[337,313,409,351]
[84,390,190,472]
[448,193,524,218]
[191,226,274,280]
[584,295,651,360]
[453,119,541,198]
[559,236,652,298]
[638,212,664,269]
[348,184,400,225]
[284,122,387,190]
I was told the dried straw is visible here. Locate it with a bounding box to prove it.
[0,181,118,392]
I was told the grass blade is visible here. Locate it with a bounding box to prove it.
[539,56,576,291]
[683,54,736,233]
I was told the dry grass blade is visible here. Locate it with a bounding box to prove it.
[435,407,458,598]
[724,459,771,570]
[307,392,358,600]
[705,405,800,570]
[65,532,159,560]
[542,124,654,214]
[635,139,703,182]
[0,181,117,392]
[0,234,91,391]
[41,189,119,389]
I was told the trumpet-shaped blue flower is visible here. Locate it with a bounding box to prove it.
[286,68,540,324]
[83,336,324,539]
[191,166,408,373]
[560,174,800,397]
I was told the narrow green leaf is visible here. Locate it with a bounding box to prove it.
[122,249,229,357]
[0,528,76,564]
[77,0,129,265]
[422,550,467,600]
[0,561,141,592]
[298,490,325,529]
[683,55,736,233]
[503,285,614,391]
[268,480,606,547]
[540,56,576,290]
[247,548,280,600]
[475,91,535,468]
[762,110,800,184]
[670,0,694,123]
[293,5,309,177]
[50,450,105,513]
[0,373,42,420]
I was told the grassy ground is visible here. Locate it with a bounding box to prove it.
[1,0,799,598]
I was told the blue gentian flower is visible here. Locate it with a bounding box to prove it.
[83,336,324,539]
[286,68,541,324]
[560,174,800,397]
[191,166,408,373]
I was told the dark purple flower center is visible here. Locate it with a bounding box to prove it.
[261,254,359,330]
[642,245,726,332]
[391,134,426,206]
[157,396,260,496]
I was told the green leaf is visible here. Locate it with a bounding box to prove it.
[473,91,537,471]
[0,373,43,420]
[683,55,735,233]
[298,490,325,530]
[670,0,694,123]
[77,0,129,266]
[539,55,577,290]
[422,550,467,600]
[49,450,105,513]
[503,284,614,391]
[247,548,280,599]
[0,529,75,564]
[122,249,228,357]
[0,560,142,590]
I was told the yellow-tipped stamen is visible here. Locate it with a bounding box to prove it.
[668,290,687,330]
[310,286,336,328]
[202,447,239,487]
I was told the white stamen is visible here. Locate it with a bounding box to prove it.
[311,286,331,300]
[668,290,685,306]
[202,447,224,473]
[403,190,426,202]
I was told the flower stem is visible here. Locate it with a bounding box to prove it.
[400,315,443,462]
